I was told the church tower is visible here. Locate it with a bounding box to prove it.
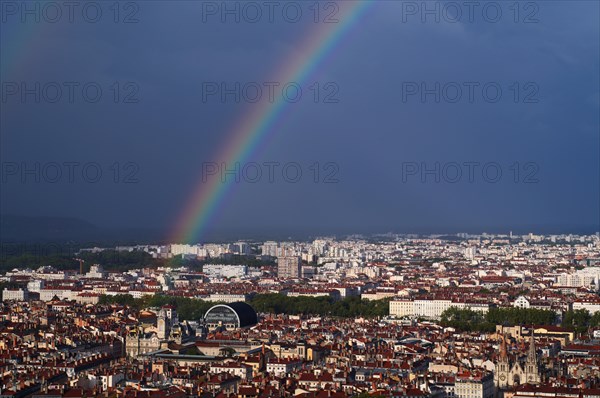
[157,309,168,339]
[494,332,510,389]
[524,331,540,384]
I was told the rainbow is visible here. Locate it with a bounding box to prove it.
[171,1,375,244]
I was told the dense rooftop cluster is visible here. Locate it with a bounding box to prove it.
[1,232,599,397]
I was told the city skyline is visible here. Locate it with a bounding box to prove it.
[1,1,599,396]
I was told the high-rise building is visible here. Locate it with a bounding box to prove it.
[277,256,301,279]
[465,247,477,260]
[312,239,328,256]
[261,241,279,257]
[231,242,250,255]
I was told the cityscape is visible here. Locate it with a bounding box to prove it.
[1,0,599,397]
[1,233,600,397]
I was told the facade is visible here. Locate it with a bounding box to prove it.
[86,264,106,279]
[205,293,248,303]
[277,256,301,279]
[100,373,124,391]
[362,290,397,301]
[170,244,204,257]
[27,280,44,293]
[455,372,494,398]
[209,363,252,380]
[261,241,280,257]
[203,264,248,279]
[495,332,541,390]
[40,288,71,301]
[573,299,600,314]
[514,296,531,308]
[2,288,28,301]
[287,290,340,300]
[126,327,162,357]
[266,358,302,377]
[556,268,600,290]
[126,306,194,357]
[390,299,491,320]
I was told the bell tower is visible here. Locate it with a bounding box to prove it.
[524,330,540,384]
[494,331,510,389]
[157,309,168,339]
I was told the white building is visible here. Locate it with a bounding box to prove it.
[27,279,45,293]
[86,264,106,279]
[556,268,600,290]
[514,296,531,308]
[74,292,101,304]
[573,299,600,314]
[209,363,252,380]
[465,247,477,260]
[204,244,229,257]
[261,241,279,257]
[203,264,248,279]
[287,290,340,300]
[40,287,72,301]
[390,298,491,320]
[266,359,302,377]
[170,244,203,257]
[2,288,28,301]
[128,289,155,299]
[311,239,329,256]
[204,293,248,303]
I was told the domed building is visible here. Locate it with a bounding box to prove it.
[204,302,258,331]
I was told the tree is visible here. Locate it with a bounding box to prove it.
[440,307,556,332]
[562,309,591,333]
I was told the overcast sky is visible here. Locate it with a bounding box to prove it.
[1,1,598,240]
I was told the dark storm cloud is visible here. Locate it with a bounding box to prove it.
[1,0,598,240]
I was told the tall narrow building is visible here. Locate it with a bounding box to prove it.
[495,332,509,387]
[524,331,541,384]
[277,256,301,279]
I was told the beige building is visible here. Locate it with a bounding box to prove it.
[362,290,396,301]
[268,342,306,359]
[496,325,574,346]
[277,256,301,279]
[456,372,494,398]
[126,306,194,357]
